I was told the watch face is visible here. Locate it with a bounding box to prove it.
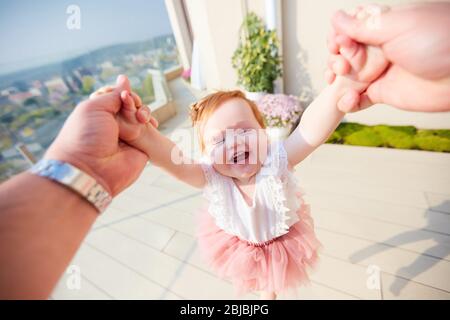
[32,159,69,179]
[53,163,73,180]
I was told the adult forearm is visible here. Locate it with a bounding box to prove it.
[0,171,98,299]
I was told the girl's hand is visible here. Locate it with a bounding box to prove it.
[91,85,159,128]
[91,84,159,143]
[325,5,390,113]
[326,36,388,89]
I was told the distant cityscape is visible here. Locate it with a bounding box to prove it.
[0,34,179,181]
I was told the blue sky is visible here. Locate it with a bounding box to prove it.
[0,0,173,75]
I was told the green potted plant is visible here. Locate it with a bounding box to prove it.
[232,12,282,101]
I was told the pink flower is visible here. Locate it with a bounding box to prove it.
[256,94,304,127]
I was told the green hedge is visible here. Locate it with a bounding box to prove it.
[327,122,450,153]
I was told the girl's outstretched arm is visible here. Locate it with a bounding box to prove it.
[284,77,359,166]
[129,124,206,189]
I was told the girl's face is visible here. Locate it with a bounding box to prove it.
[201,98,268,181]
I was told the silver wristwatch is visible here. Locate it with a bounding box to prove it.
[30,159,112,213]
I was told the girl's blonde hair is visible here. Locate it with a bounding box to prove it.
[189,90,266,152]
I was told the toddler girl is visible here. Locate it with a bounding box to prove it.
[94,34,387,299]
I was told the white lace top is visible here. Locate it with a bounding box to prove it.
[200,141,301,244]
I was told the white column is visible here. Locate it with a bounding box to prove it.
[265,0,284,93]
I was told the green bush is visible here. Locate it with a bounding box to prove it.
[327,122,450,153]
[333,122,366,137]
[344,128,384,147]
[419,129,450,140]
[373,125,416,150]
[375,124,417,135]
[327,131,342,144]
[414,130,450,152]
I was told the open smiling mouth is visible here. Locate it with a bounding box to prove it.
[230,151,250,164]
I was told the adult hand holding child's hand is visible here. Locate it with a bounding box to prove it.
[326,2,450,113]
[45,75,155,196]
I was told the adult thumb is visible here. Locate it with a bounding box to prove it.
[114,74,132,94]
[84,75,131,114]
[331,8,390,46]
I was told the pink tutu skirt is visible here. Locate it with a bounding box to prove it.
[194,194,322,297]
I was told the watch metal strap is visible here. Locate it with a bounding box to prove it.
[30,159,112,213]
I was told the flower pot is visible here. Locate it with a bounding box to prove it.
[244,90,266,102]
[266,125,293,141]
